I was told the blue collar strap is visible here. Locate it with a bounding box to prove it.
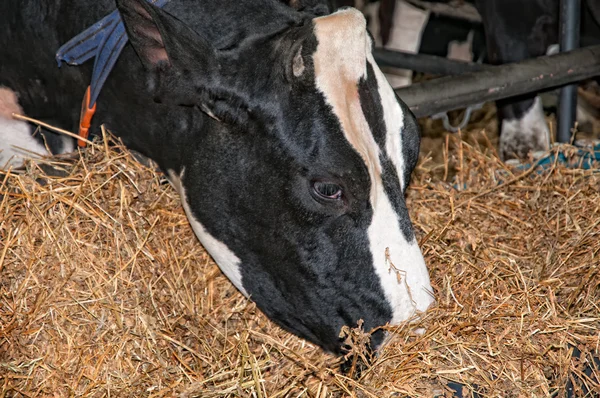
[56,0,169,146]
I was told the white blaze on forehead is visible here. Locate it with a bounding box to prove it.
[168,169,249,297]
[312,10,434,324]
[313,8,382,202]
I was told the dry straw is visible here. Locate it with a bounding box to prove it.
[1,126,599,397]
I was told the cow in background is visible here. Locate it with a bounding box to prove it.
[475,0,600,159]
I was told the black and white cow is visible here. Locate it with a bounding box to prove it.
[0,0,434,353]
[475,0,600,160]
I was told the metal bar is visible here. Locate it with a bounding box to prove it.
[373,49,490,76]
[557,0,581,143]
[396,45,600,118]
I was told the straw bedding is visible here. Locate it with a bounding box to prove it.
[1,124,599,397]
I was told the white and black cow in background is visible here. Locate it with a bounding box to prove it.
[0,0,434,354]
[475,0,600,159]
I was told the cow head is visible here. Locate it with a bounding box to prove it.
[116,0,434,354]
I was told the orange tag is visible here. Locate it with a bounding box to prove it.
[78,86,97,147]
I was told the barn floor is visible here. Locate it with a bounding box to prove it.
[1,122,599,397]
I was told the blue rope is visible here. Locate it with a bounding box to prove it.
[451,142,600,190]
[55,0,170,107]
[513,142,600,172]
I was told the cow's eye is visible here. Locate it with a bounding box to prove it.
[313,181,343,200]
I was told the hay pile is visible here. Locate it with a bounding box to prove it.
[1,131,599,397]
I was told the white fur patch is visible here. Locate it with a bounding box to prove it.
[313,8,369,83]
[0,116,48,170]
[546,43,560,55]
[314,11,433,324]
[500,96,550,159]
[367,57,434,322]
[368,57,406,189]
[60,133,75,155]
[448,30,474,62]
[371,0,430,88]
[0,87,75,170]
[168,169,248,297]
[0,87,48,170]
[367,183,434,323]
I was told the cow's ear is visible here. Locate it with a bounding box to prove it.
[116,0,218,105]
